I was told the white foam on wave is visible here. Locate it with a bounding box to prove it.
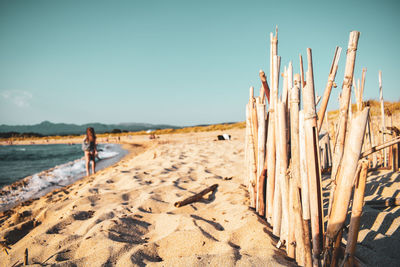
[0,143,121,211]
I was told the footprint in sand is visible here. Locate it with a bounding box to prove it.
[107,216,151,244]
[46,211,94,234]
[130,244,163,265]
[4,219,40,245]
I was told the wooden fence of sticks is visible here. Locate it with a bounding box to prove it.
[244,28,400,267]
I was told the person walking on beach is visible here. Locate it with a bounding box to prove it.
[82,127,97,176]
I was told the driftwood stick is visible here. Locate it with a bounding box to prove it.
[317,47,342,132]
[174,184,218,207]
[360,136,400,158]
[326,108,369,250]
[343,160,369,267]
[365,197,400,208]
[24,248,28,265]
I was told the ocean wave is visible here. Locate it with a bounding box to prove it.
[0,143,125,212]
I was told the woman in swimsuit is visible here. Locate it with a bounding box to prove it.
[82,127,97,176]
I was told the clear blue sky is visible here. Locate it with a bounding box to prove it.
[0,0,399,126]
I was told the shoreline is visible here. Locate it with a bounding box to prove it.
[0,142,140,213]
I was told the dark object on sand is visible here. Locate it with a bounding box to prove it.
[174,184,218,207]
[217,134,231,140]
[365,197,400,208]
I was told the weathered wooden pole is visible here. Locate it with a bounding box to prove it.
[266,29,278,224]
[256,97,266,212]
[258,70,271,217]
[299,54,306,89]
[379,70,387,167]
[360,68,366,109]
[246,87,258,208]
[303,48,324,266]
[270,27,278,87]
[290,74,309,266]
[300,110,313,267]
[325,108,369,256]
[329,31,360,216]
[282,67,289,106]
[299,111,311,220]
[277,101,290,253]
[343,160,368,267]
[272,55,282,236]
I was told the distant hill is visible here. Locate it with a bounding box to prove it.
[0,121,180,136]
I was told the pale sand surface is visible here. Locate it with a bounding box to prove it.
[351,170,400,266]
[1,129,399,266]
[0,129,294,266]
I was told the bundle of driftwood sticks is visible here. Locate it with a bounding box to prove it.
[244,29,383,267]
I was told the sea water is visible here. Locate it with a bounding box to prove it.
[0,143,127,211]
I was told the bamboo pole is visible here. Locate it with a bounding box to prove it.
[343,160,368,267]
[256,98,266,212]
[251,95,259,206]
[379,70,387,167]
[266,30,278,223]
[266,96,277,223]
[290,74,308,266]
[272,55,282,235]
[300,54,306,88]
[247,87,258,208]
[270,27,278,93]
[329,31,360,217]
[299,109,313,266]
[282,67,288,106]
[360,136,400,158]
[325,108,369,249]
[288,62,293,94]
[303,48,324,266]
[245,99,250,186]
[258,116,268,217]
[299,111,310,220]
[277,101,290,253]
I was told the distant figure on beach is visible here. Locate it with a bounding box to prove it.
[82,127,97,176]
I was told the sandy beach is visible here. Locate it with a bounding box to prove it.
[0,129,295,266]
[0,129,398,266]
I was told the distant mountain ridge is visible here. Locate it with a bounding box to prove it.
[0,121,180,136]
